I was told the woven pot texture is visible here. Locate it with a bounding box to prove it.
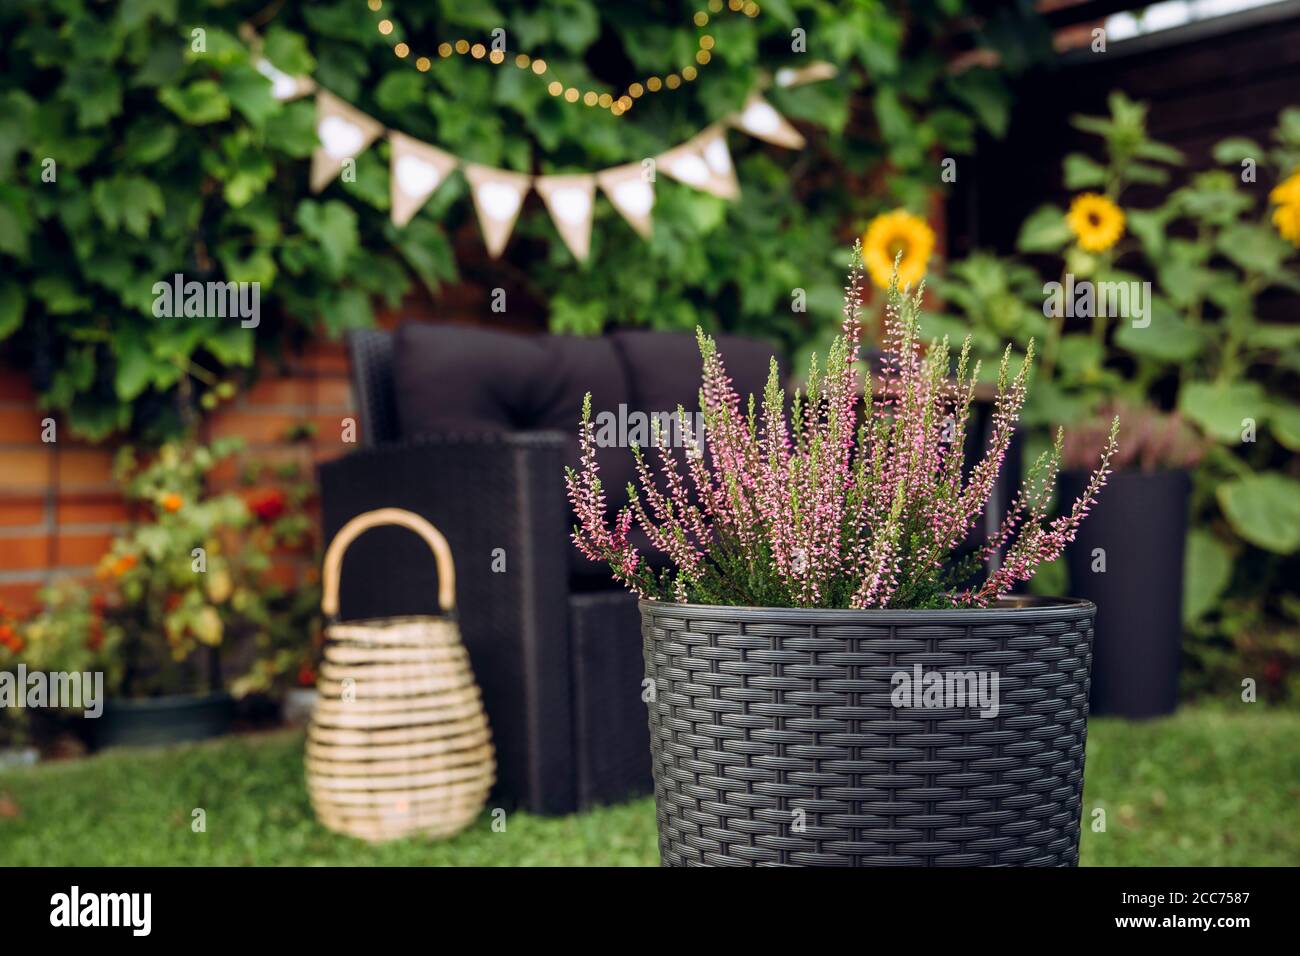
[307,616,494,842]
[639,597,1095,867]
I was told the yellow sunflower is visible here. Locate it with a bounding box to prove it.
[1270,171,1300,246]
[1274,201,1300,246]
[1066,193,1125,253]
[1269,170,1300,206]
[861,209,935,290]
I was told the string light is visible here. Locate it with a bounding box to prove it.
[366,0,761,116]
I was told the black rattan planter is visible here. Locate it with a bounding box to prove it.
[1062,468,1188,719]
[639,596,1095,866]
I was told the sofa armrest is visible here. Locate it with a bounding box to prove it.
[317,432,578,814]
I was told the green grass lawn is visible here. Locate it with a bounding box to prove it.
[1,707,1296,866]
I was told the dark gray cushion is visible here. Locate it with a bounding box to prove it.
[390,322,781,582]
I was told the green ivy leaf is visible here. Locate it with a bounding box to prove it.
[374,72,425,112]
[949,68,1008,137]
[317,286,373,337]
[123,119,179,165]
[1217,472,1300,554]
[0,190,32,260]
[158,80,231,125]
[263,27,316,76]
[32,276,92,315]
[387,217,456,293]
[295,199,359,275]
[222,63,279,127]
[114,335,167,401]
[118,0,179,30]
[206,324,255,366]
[0,280,23,341]
[61,66,123,128]
[263,100,317,158]
[92,175,165,237]
[552,0,600,52]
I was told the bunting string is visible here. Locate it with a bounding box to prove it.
[249,34,834,263]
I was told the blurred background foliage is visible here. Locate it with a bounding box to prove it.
[0,0,1047,440]
[936,95,1300,704]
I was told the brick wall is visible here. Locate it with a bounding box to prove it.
[0,341,356,615]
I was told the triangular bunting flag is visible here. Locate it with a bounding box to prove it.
[535,174,597,262]
[692,126,740,200]
[310,91,385,193]
[389,132,459,228]
[464,164,532,258]
[255,57,315,102]
[729,93,806,150]
[773,61,839,89]
[659,135,737,200]
[596,163,655,239]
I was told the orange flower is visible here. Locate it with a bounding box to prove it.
[0,624,22,654]
[160,492,183,513]
[112,554,138,577]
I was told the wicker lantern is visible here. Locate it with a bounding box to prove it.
[307,508,494,842]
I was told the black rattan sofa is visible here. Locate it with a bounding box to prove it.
[318,323,779,815]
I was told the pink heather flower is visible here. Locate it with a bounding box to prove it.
[567,243,1120,610]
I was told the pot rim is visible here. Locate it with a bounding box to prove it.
[639,594,1095,624]
[104,690,234,710]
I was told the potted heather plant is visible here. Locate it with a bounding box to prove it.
[1061,403,1203,719]
[567,248,1118,866]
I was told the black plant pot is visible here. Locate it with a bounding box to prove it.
[93,692,235,750]
[1061,469,1189,719]
[639,596,1095,866]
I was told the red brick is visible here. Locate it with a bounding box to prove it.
[56,448,116,487]
[0,532,53,572]
[311,378,355,409]
[0,448,53,491]
[52,531,115,568]
[293,342,350,374]
[57,492,129,525]
[0,408,46,443]
[0,495,45,528]
[243,376,314,407]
